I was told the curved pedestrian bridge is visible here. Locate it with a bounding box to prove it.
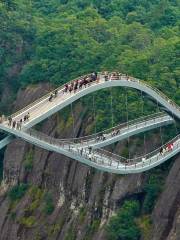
[0,72,179,174]
[63,113,173,149]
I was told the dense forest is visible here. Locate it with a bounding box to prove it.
[0,0,179,128]
[0,1,179,239]
[0,0,179,99]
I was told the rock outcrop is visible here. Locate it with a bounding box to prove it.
[152,154,180,240]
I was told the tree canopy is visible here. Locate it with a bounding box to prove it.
[0,0,179,117]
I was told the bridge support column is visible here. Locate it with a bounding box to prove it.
[0,135,13,150]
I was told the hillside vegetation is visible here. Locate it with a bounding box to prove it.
[0,0,179,100]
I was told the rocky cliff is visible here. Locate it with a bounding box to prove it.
[0,85,179,240]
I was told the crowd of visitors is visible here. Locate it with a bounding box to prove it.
[111,128,120,137]
[94,128,121,142]
[79,146,93,161]
[103,72,127,81]
[48,89,58,102]
[140,143,174,166]
[92,128,121,143]
[96,133,106,142]
[160,143,174,155]
[48,72,98,102]
[6,112,30,130]
[63,72,98,94]
[0,72,99,130]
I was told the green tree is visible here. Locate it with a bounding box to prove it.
[106,200,141,240]
[143,175,162,214]
[8,183,29,202]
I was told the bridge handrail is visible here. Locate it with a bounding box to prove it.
[10,72,180,121]
[26,126,180,168]
[57,112,169,143]
[123,76,180,112]
[26,128,127,162]
[100,72,180,112]
[10,74,91,119]
[93,134,180,166]
[27,128,74,147]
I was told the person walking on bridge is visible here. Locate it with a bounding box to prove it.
[8,116,12,126]
[49,93,53,102]
[19,121,22,130]
[12,120,16,129]
[88,146,92,154]
[79,79,83,89]
[27,112,30,121]
[24,115,27,122]
[105,74,108,81]
[74,80,78,93]
[69,85,73,94]
[54,90,58,98]
[16,122,20,130]
[160,147,163,155]
[64,84,68,93]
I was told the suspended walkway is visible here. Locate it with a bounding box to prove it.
[0,72,179,174]
[0,113,174,150]
[0,123,179,174]
[63,113,173,149]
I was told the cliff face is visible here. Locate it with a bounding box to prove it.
[152,154,180,240]
[0,85,179,240]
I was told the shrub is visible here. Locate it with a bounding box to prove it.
[106,200,141,240]
[136,215,152,240]
[65,227,76,240]
[27,186,44,212]
[83,218,101,240]
[79,207,87,224]
[143,175,162,214]
[19,216,36,228]
[43,192,55,215]
[24,150,34,172]
[8,183,29,202]
[121,147,129,158]
[10,211,16,220]
[88,219,100,234]
[48,222,64,236]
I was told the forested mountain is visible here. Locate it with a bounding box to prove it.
[0,1,179,240]
[0,0,179,101]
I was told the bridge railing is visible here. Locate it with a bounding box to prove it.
[11,72,180,129]
[26,124,180,170]
[134,79,180,112]
[100,71,180,112]
[10,72,179,120]
[92,134,180,168]
[10,74,92,119]
[57,112,170,144]
[27,128,74,147]
[107,73,180,113]
[60,133,179,170]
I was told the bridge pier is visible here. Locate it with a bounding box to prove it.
[0,135,14,150]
